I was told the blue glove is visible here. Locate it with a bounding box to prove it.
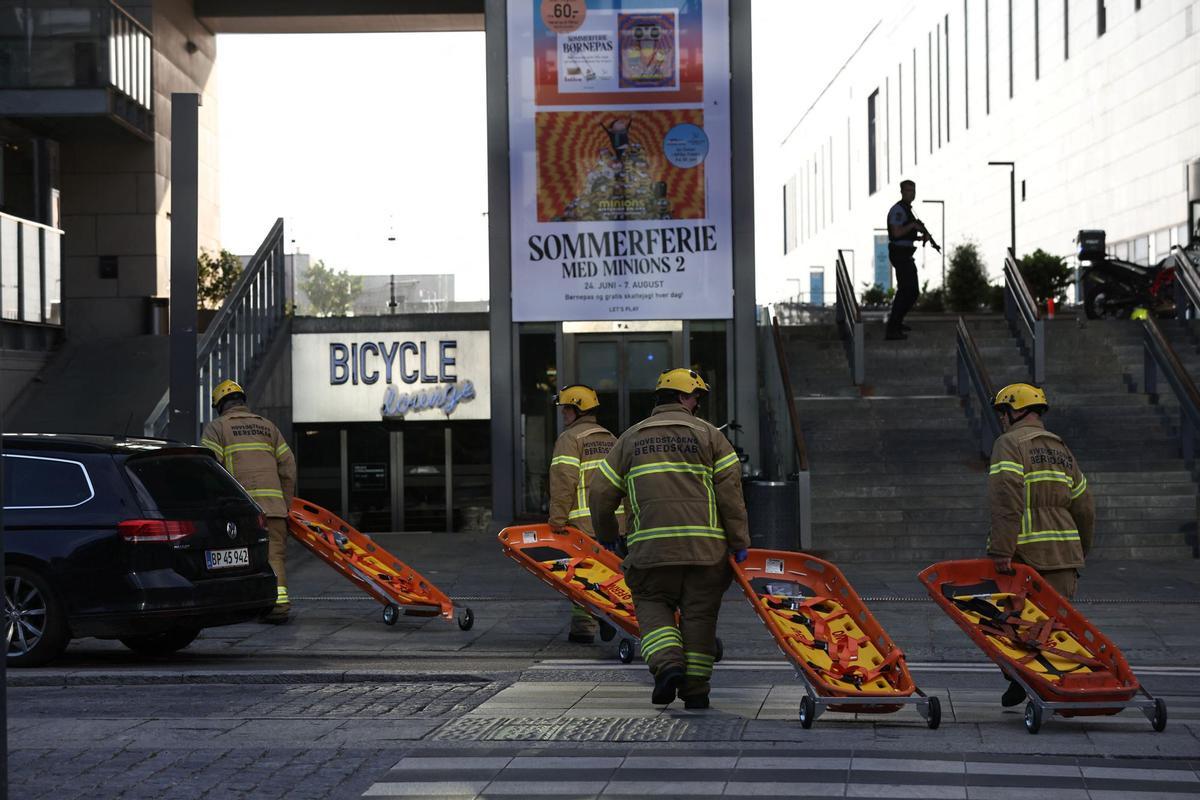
[733,548,749,564]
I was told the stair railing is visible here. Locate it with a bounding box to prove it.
[1003,248,1045,385]
[955,316,1003,458]
[144,218,287,438]
[769,315,811,549]
[1172,245,1200,320]
[835,249,864,385]
[1142,315,1200,466]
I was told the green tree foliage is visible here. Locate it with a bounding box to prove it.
[1018,249,1074,305]
[197,249,243,310]
[914,281,945,312]
[860,283,895,308]
[945,241,992,312]
[299,260,363,317]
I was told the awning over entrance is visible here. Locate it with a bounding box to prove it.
[195,0,484,33]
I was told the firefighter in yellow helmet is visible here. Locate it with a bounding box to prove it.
[201,380,297,624]
[591,368,750,709]
[548,384,625,643]
[988,382,1095,706]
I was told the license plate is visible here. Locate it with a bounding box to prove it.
[205,547,249,570]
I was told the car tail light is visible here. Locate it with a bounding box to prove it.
[257,513,268,531]
[118,519,197,543]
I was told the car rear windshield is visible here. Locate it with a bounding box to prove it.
[125,453,255,517]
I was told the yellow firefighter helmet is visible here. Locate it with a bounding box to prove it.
[211,379,246,408]
[655,368,710,395]
[993,383,1049,413]
[555,384,600,412]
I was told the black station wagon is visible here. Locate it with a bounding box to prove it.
[2,434,277,666]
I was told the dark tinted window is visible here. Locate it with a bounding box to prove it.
[126,454,252,516]
[2,454,94,508]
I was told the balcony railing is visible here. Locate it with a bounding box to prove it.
[0,1,152,134]
[0,210,63,326]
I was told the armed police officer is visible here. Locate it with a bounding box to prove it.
[202,380,297,624]
[548,384,624,644]
[885,179,935,340]
[987,383,1095,705]
[591,368,750,709]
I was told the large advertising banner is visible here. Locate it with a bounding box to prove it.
[508,0,732,322]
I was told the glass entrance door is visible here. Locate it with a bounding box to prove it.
[572,333,677,433]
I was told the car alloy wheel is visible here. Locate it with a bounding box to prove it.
[6,574,48,658]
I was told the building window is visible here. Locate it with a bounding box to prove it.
[1034,0,1041,79]
[964,0,970,129]
[985,0,992,113]
[1008,0,1014,98]
[1064,0,1070,59]
[898,63,904,172]
[867,90,879,195]
[945,14,951,143]
[936,23,942,149]
[1097,0,1106,35]
[927,33,934,154]
[912,49,919,163]
[783,178,797,255]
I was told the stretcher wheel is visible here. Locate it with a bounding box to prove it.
[618,639,634,664]
[925,696,941,730]
[1152,698,1167,732]
[457,607,475,631]
[382,604,400,626]
[1024,701,1042,735]
[714,637,724,663]
[798,695,816,729]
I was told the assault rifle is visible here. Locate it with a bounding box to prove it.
[913,218,942,253]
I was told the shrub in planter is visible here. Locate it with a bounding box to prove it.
[945,242,992,312]
[860,283,895,309]
[1018,248,1074,305]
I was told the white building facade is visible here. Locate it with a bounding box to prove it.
[778,0,1200,301]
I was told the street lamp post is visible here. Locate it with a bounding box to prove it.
[987,161,1016,256]
[921,199,946,286]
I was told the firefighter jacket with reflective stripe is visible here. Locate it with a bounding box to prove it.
[987,416,1095,571]
[590,403,751,568]
[547,414,625,536]
[201,406,297,519]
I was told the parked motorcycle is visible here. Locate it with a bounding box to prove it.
[1077,229,1177,319]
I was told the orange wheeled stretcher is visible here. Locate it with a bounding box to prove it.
[733,548,940,729]
[919,559,1166,734]
[288,498,474,630]
[497,523,723,665]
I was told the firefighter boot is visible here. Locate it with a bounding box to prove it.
[652,666,684,705]
[1001,679,1026,707]
[568,603,598,643]
[262,586,291,624]
[683,694,710,710]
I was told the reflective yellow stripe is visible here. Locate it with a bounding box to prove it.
[640,626,682,658]
[627,461,710,479]
[276,586,289,604]
[598,459,623,488]
[551,455,581,467]
[275,442,291,458]
[1017,529,1081,544]
[567,509,591,519]
[989,461,1024,476]
[1070,476,1088,499]
[200,438,224,457]
[226,442,274,454]
[714,452,740,474]
[626,525,725,545]
[1025,469,1073,485]
[248,488,285,499]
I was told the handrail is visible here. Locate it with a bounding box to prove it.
[1172,245,1200,320]
[767,315,811,549]
[955,316,1002,458]
[770,316,810,472]
[1003,247,1045,385]
[144,218,288,438]
[1142,315,1200,465]
[834,249,864,385]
